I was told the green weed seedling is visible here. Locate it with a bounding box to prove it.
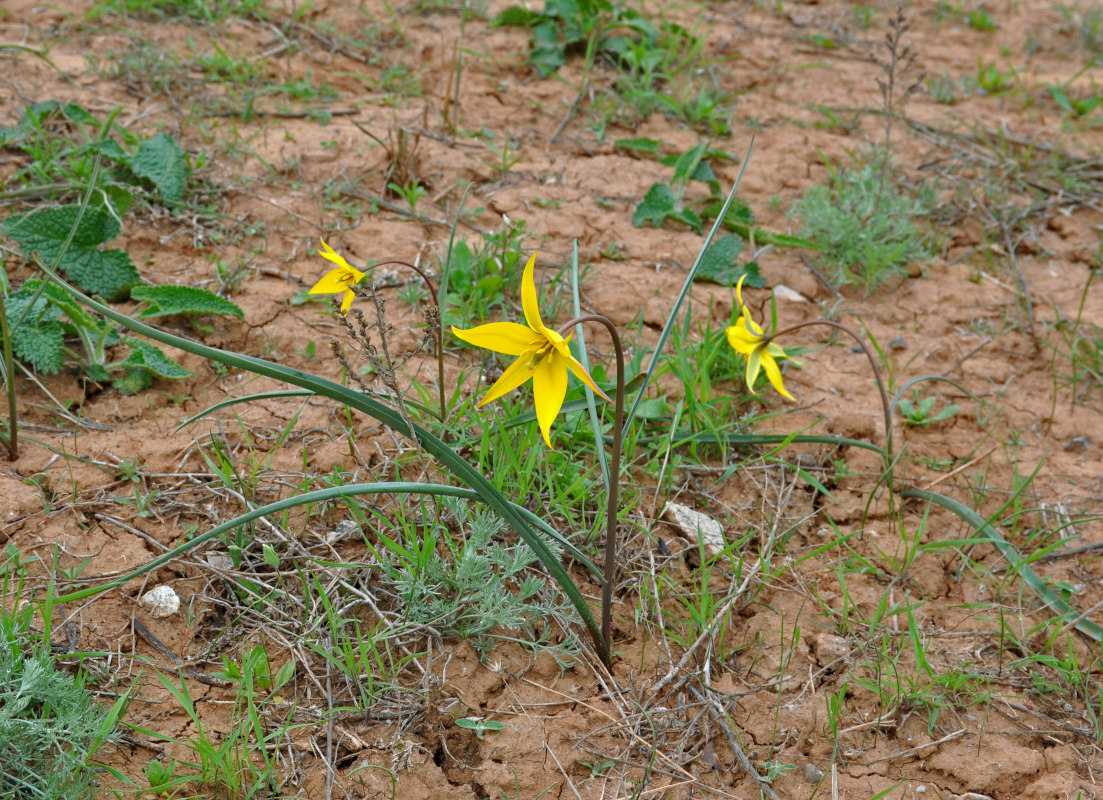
[387,179,428,214]
[579,759,615,778]
[0,596,123,800]
[455,717,505,740]
[0,101,192,207]
[1049,81,1103,120]
[793,154,934,295]
[632,141,736,233]
[898,390,958,427]
[441,220,529,326]
[372,496,581,664]
[1,270,241,394]
[975,58,1018,94]
[491,0,657,77]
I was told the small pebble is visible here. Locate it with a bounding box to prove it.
[888,336,908,350]
[139,586,181,618]
[1064,435,1090,453]
[801,763,824,784]
[916,786,927,794]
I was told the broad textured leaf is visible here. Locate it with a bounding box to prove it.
[131,132,188,203]
[669,207,702,232]
[131,285,244,319]
[122,337,194,379]
[693,235,747,285]
[65,248,140,301]
[11,320,65,374]
[632,182,676,228]
[4,205,119,249]
[3,206,139,299]
[4,286,66,373]
[113,366,153,395]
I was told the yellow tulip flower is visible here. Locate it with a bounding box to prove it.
[726,274,797,401]
[308,239,366,315]
[453,253,610,447]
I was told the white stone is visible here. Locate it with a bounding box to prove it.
[139,586,181,618]
[773,284,808,303]
[662,502,726,558]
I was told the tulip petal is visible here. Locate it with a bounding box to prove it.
[726,319,759,356]
[317,238,350,268]
[339,289,355,315]
[452,322,545,355]
[762,352,794,401]
[479,354,537,407]
[520,253,547,335]
[735,273,748,312]
[744,347,763,394]
[532,353,567,448]
[310,266,364,295]
[561,351,611,403]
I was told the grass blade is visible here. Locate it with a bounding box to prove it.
[904,487,1103,641]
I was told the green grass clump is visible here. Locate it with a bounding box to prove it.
[0,614,117,800]
[794,158,934,295]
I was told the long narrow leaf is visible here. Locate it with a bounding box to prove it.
[36,261,609,662]
[570,240,610,489]
[904,487,1103,641]
[52,482,601,605]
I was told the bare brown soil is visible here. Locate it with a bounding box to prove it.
[2,0,1103,798]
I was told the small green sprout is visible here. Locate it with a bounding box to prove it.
[455,717,504,740]
[579,759,615,777]
[898,390,958,428]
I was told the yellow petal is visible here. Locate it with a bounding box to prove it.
[532,353,567,448]
[452,322,545,355]
[559,351,611,403]
[310,266,365,295]
[520,253,547,335]
[735,273,748,311]
[726,318,759,356]
[317,238,346,266]
[762,352,795,401]
[339,289,355,315]
[744,347,763,394]
[478,354,537,407]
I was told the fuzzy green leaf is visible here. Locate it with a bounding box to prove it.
[130,285,244,319]
[4,286,66,374]
[12,320,66,374]
[122,337,194,379]
[632,182,676,228]
[131,132,188,203]
[113,366,153,394]
[668,207,703,232]
[3,206,139,300]
[693,234,747,285]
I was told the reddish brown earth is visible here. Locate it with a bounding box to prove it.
[1,0,1102,798]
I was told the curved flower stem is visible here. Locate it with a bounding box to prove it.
[766,319,895,495]
[559,313,624,667]
[357,259,446,423]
